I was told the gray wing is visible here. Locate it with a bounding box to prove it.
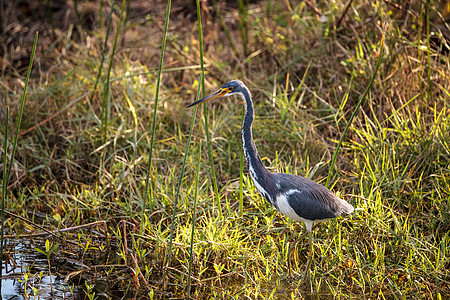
[274,173,354,221]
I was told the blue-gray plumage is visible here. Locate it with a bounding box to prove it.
[187,80,354,280]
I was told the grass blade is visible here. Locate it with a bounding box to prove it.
[196,0,223,218]
[187,141,202,297]
[326,28,386,187]
[142,0,171,232]
[101,0,127,140]
[1,31,38,274]
[1,107,9,276]
[166,72,202,275]
[238,0,249,56]
[90,1,115,102]
[239,108,245,216]
[426,0,431,103]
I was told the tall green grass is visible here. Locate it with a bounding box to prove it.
[0,107,8,277]
[1,32,38,277]
[197,0,223,219]
[90,1,115,103]
[326,28,386,187]
[1,1,449,298]
[101,0,126,145]
[187,141,202,297]
[142,0,171,233]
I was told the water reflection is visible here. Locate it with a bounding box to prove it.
[257,274,335,299]
[1,239,78,300]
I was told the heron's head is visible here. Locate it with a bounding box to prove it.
[186,80,247,108]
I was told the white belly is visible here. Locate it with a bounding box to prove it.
[276,193,318,232]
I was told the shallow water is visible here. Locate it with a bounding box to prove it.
[1,238,342,299]
[256,275,335,299]
[1,239,79,300]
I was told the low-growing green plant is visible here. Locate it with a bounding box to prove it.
[84,281,96,300]
[35,239,59,296]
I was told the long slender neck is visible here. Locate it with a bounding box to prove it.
[240,88,269,180]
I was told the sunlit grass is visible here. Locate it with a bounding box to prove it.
[1,0,449,298]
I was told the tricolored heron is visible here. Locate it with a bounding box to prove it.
[187,80,354,281]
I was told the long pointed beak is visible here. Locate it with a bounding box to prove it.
[186,88,231,108]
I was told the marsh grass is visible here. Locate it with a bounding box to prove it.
[1,0,449,299]
[0,107,8,277]
[1,31,38,277]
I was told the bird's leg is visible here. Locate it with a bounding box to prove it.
[302,230,314,282]
[287,231,308,276]
[287,224,318,277]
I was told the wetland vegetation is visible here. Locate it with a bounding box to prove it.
[1,0,449,298]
